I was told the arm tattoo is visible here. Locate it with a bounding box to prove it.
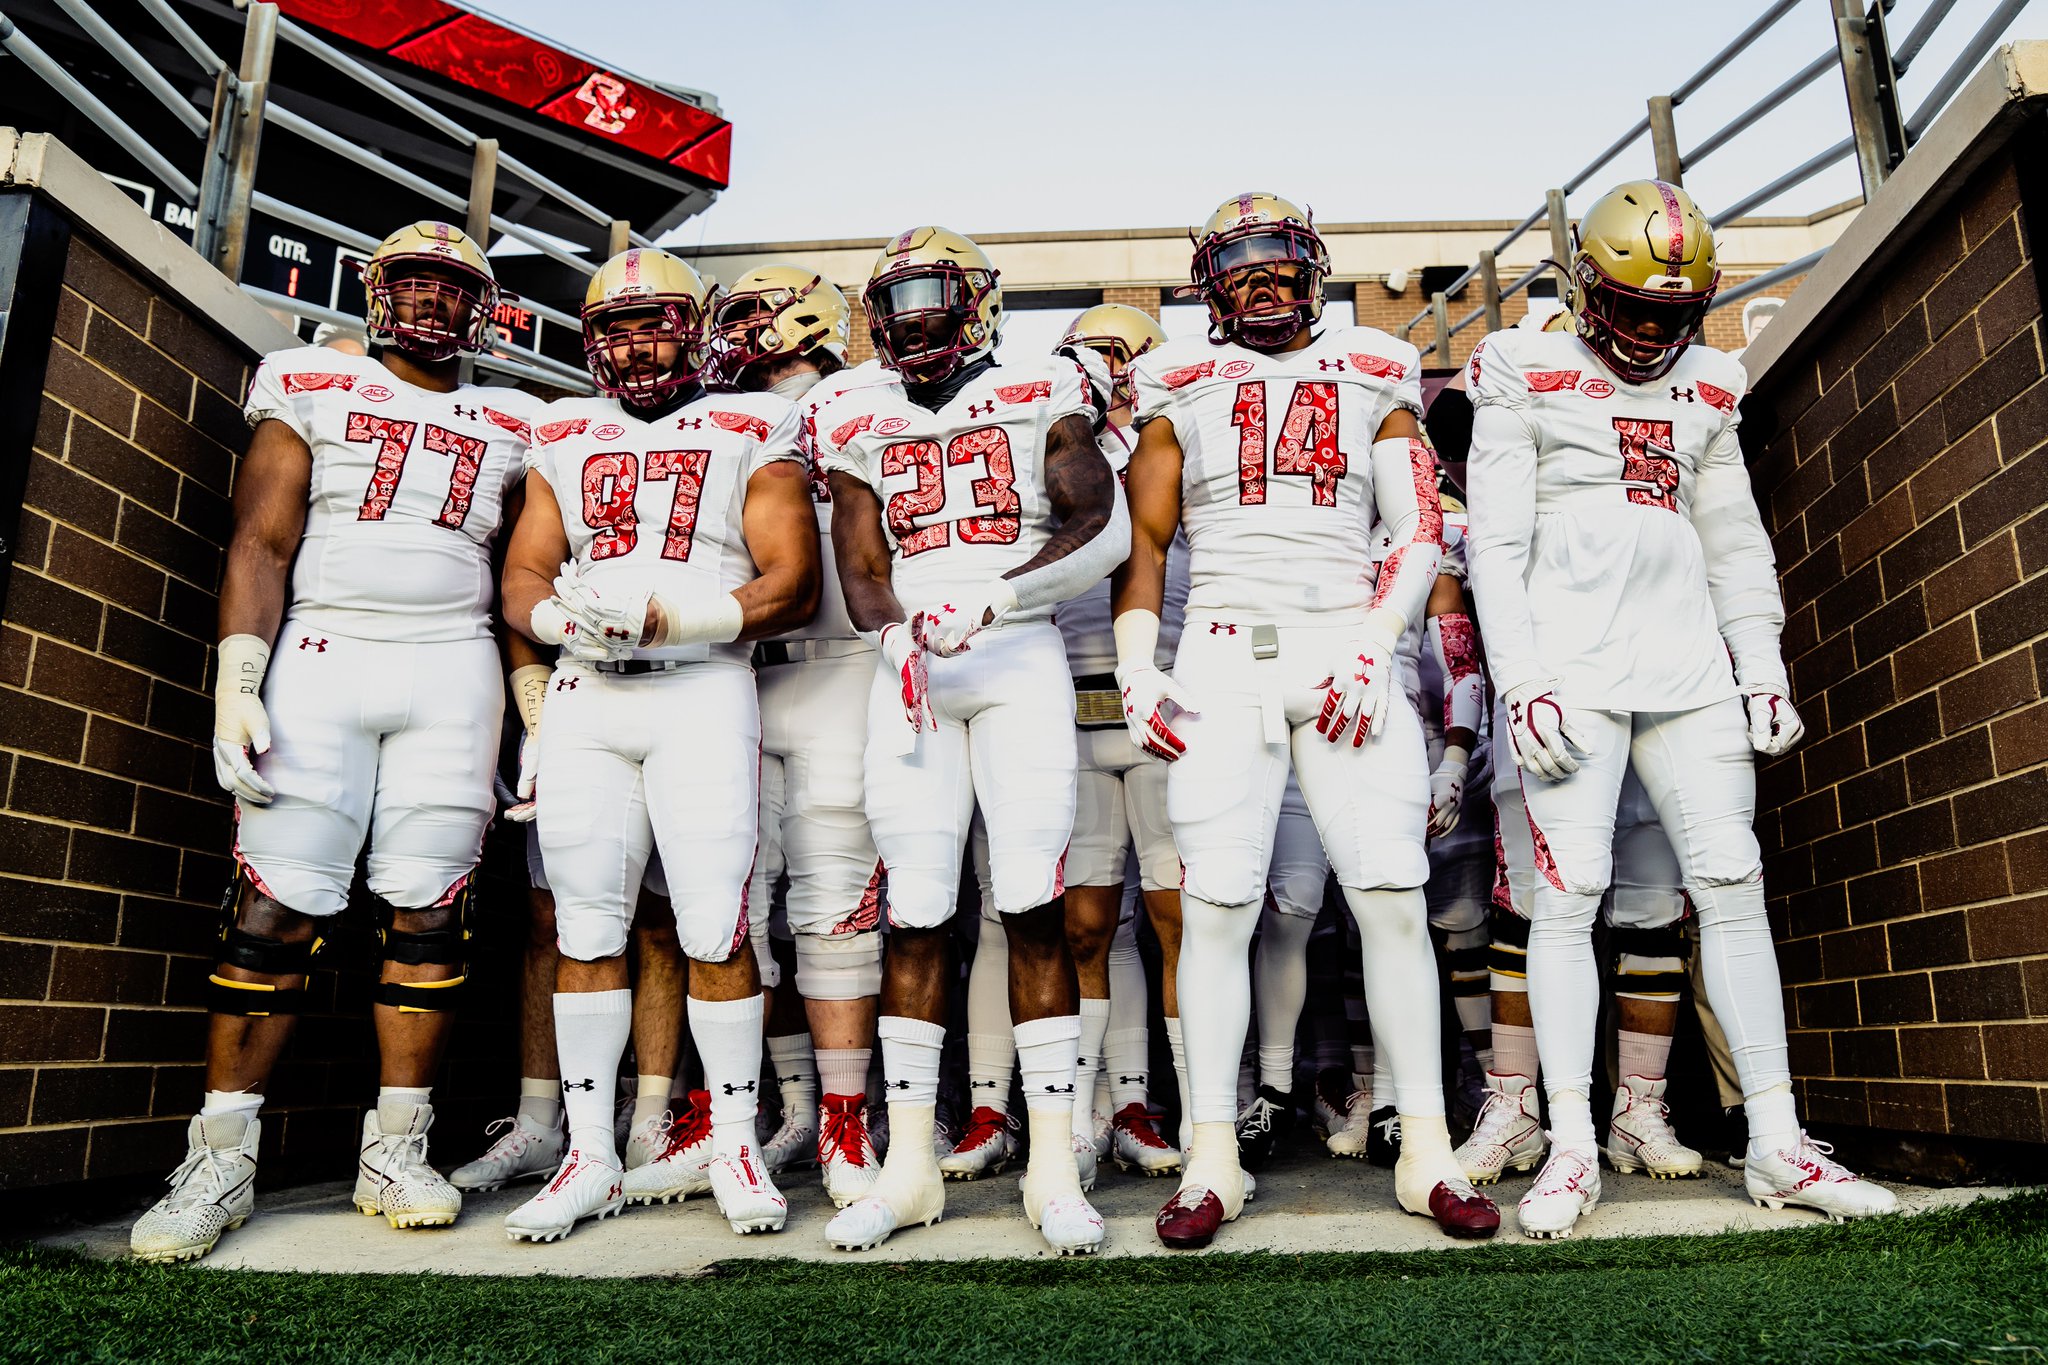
[1006,414,1114,580]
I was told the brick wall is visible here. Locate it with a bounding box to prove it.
[1745,142,2048,1153]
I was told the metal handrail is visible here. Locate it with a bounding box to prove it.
[0,11,199,199]
[51,0,208,136]
[1907,0,2032,135]
[1713,136,1855,227]
[135,0,224,77]
[264,104,466,214]
[1682,50,1838,168]
[1707,248,1828,312]
[1671,0,1805,102]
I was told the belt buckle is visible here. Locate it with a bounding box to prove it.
[1251,624,1279,660]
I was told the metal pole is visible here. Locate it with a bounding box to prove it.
[465,137,498,249]
[1479,248,1504,335]
[1834,0,1893,199]
[193,1,276,280]
[1431,291,1452,366]
[607,220,631,258]
[1648,94,1683,184]
[1546,188,1572,269]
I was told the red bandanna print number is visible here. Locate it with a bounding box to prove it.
[422,425,485,530]
[579,452,639,559]
[349,413,418,522]
[644,450,711,562]
[881,426,1020,557]
[1233,380,1345,506]
[1613,418,1680,511]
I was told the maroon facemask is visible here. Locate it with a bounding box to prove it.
[1572,258,1716,386]
[366,262,496,362]
[582,297,706,404]
[864,264,994,385]
[1188,220,1328,349]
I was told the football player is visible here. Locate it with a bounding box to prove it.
[131,223,541,1263]
[814,226,1128,1254]
[709,264,894,1207]
[1465,179,1896,1237]
[498,248,819,1241]
[1115,193,1498,1248]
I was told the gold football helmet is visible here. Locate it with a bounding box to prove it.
[709,263,851,389]
[361,221,499,361]
[862,226,1001,384]
[581,248,714,402]
[1185,192,1329,348]
[1059,302,1166,409]
[1568,179,1720,384]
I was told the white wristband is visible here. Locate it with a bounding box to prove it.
[1112,608,1162,679]
[649,592,745,649]
[1438,743,1471,773]
[510,664,551,736]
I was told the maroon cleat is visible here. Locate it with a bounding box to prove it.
[1428,1180,1501,1239]
[1155,1187,1227,1249]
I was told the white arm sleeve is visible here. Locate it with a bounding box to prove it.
[1365,435,1443,633]
[1006,476,1131,614]
[1465,403,1547,697]
[1690,420,1787,690]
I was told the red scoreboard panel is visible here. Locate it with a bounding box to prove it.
[270,0,730,187]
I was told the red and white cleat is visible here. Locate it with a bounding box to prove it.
[709,1144,788,1235]
[1606,1075,1702,1179]
[937,1105,1017,1181]
[622,1091,713,1205]
[504,1147,626,1243]
[1745,1132,1899,1222]
[1519,1146,1601,1239]
[818,1093,880,1209]
[1111,1103,1182,1176]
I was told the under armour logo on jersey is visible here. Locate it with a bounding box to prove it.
[563,1079,597,1092]
[453,404,479,421]
[1317,357,1347,371]
[1671,386,1696,403]
[297,637,328,652]
[968,400,995,418]
[555,677,578,692]
[1208,623,1238,635]
[677,416,704,429]
[721,1081,757,1096]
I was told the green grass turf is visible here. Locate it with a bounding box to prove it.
[3,1190,2045,1364]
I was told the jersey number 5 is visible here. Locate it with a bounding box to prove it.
[1231,380,1344,506]
[578,450,712,561]
[349,414,485,529]
[1612,418,1679,512]
[881,426,1019,557]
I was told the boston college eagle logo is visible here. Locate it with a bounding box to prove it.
[575,72,638,135]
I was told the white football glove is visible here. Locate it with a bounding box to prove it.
[530,594,629,663]
[924,580,1019,658]
[1115,663,1198,762]
[211,634,276,805]
[1501,678,1581,781]
[880,619,935,733]
[551,562,649,655]
[1317,617,1403,747]
[1741,684,1805,757]
[504,663,550,823]
[1427,745,1469,840]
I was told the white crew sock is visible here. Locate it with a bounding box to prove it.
[817,1047,871,1101]
[555,988,632,1159]
[768,1032,819,1124]
[878,1016,945,1107]
[965,912,1014,1113]
[376,1085,431,1132]
[1492,1021,1540,1084]
[517,1076,561,1130]
[201,1088,263,1119]
[687,993,766,1156]
[1014,1014,1082,1117]
[1105,913,1150,1109]
[1616,1029,1672,1085]
[1072,999,1111,1141]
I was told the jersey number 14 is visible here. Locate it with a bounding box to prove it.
[1231,380,1345,507]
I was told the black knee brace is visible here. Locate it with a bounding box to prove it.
[373,880,476,1013]
[209,869,323,1016]
[1609,922,1689,1001]
[1486,907,1530,984]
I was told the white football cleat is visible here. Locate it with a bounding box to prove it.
[1518,1146,1600,1240]
[354,1102,461,1229]
[1111,1103,1182,1175]
[1605,1075,1702,1179]
[1456,1073,1548,1185]
[623,1111,672,1172]
[818,1093,880,1208]
[450,1114,563,1192]
[708,1146,788,1235]
[1030,1192,1105,1256]
[1746,1132,1900,1222]
[623,1092,714,1205]
[1071,1133,1098,1192]
[1089,1107,1113,1163]
[504,1147,626,1242]
[763,1109,817,1176]
[1321,1073,1374,1158]
[937,1105,1017,1180]
[130,1112,259,1263]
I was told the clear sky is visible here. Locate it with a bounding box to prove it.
[471,0,2043,252]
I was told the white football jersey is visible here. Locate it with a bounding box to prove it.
[1464,326,1756,710]
[774,360,902,642]
[1128,326,1429,625]
[813,354,1093,625]
[244,346,539,644]
[526,388,802,666]
[1056,420,1189,675]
